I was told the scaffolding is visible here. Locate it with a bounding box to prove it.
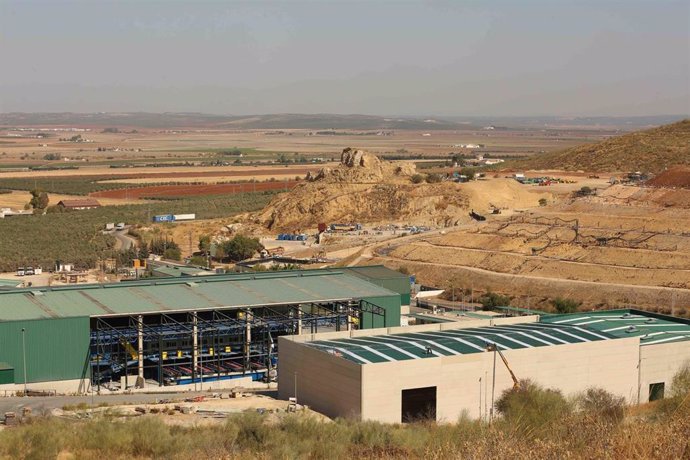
[90,299,385,390]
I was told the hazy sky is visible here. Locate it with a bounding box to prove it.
[1,0,688,116]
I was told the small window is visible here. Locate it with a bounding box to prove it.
[649,382,665,401]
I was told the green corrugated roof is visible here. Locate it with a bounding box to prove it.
[0,271,397,322]
[306,322,613,364]
[0,279,22,288]
[542,309,690,347]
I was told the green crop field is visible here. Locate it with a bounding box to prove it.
[0,191,276,272]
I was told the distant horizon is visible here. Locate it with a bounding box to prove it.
[1,111,687,120]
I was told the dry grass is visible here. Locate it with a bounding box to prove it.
[511,119,690,173]
[0,394,687,460]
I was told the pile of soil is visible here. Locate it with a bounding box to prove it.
[646,166,690,189]
[255,148,550,231]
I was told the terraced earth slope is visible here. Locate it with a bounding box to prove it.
[371,184,690,315]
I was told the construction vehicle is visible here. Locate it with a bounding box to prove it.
[469,210,486,221]
[260,246,286,258]
[486,343,521,390]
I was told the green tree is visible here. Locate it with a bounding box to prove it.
[425,173,442,184]
[29,189,49,211]
[462,167,477,180]
[451,153,464,165]
[221,235,263,262]
[163,247,181,261]
[198,235,211,254]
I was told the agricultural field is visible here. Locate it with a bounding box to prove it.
[0,120,618,170]
[91,180,298,200]
[0,192,276,272]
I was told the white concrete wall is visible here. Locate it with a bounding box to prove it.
[278,337,362,419]
[359,337,640,423]
[638,341,690,402]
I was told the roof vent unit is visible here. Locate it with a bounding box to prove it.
[185,281,198,288]
[29,290,44,297]
[621,313,632,318]
[626,325,638,333]
[645,318,656,324]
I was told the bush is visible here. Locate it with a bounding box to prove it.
[163,247,181,261]
[410,174,424,184]
[479,291,511,310]
[539,198,548,206]
[550,297,581,313]
[652,363,690,417]
[426,174,442,184]
[669,362,690,398]
[495,380,572,431]
[576,388,625,423]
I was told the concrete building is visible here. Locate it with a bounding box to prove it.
[278,309,690,423]
[0,268,405,394]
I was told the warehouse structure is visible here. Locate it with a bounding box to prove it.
[278,309,690,423]
[0,267,406,394]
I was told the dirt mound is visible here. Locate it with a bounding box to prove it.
[256,148,549,230]
[646,166,690,188]
[511,119,690,173]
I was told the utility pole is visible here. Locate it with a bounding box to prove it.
[21,328,27,397]
[490,345,497,422]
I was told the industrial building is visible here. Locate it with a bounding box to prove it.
[0,267,407,394]
[278,309,690,423]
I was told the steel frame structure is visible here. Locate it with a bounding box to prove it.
[90,299,384,389]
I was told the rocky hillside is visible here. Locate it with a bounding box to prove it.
[513,119,690,173]
[256,148,548,231]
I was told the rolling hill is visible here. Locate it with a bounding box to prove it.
[513,119,690,173]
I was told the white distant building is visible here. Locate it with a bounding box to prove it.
[453,143,481,149]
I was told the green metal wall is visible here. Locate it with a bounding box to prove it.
[341,267,411,305]
[361,295,401,329]
[0,317,90,384]
[0,367,14,385]
[373,279,411,305]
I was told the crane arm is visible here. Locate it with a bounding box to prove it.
[487,343,521,389]
[495,348,520,389]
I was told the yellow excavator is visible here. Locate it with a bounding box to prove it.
[487,343,521,390]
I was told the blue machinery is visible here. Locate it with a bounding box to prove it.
[90,300,386,389]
